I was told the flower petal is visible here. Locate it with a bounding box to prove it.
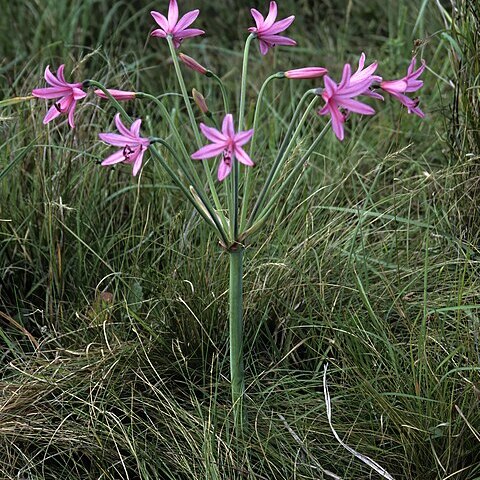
[191,143,226,159]
[285,67,327,79]
[337,98,375,115]
[94,89,136,101]
[174,28,204,39]
[234,145,255,166]
[173,9,199,33]
[132,150,145,176]
[151,10,169,31]
[114,113,133,138]
[199,123,226,143]
[98,133,129,147]
[130,119,142,138]
[250,8,264,29]
[267,15,295,35]
[56,65,67,84]
[258,39,270,55]
[101,149,126,166]
[217,158,232,181]
[405,79,423,93]
[409,104,425,118]
[323,75,337,98]
[222,114,235,138]
[263,1,278,29]
[43,104,62,124]
[338,63,351,90]
[32,87,70,99]
[234,129,254,146]
[151,29,167,38]
[330,105,345,141]
[168,0,179,29]
[67,100,77,128]
[258,34,296,46]
[44,65,65,88]
[72,87,87,100]
[380,79,408,94]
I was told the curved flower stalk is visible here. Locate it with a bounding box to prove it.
[32,65,87,128]
[248,1,296,55]
[191,114,254,181]
[380,57,426,117]
[151,0,204,49]
[99,114,150,176]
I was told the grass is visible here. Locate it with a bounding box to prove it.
[1,0,480,479]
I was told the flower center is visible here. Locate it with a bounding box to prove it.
[123,145,135,160]
[223,146,233,167]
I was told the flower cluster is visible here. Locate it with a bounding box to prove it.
[31,0,427,177]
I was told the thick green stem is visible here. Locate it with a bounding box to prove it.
[229,247,244,436]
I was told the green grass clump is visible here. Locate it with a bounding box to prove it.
[1,0,479,479]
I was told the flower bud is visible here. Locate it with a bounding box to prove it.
[94,89,136,101]
[192,89,209,114]
[179,53,208,75]
[285,67,328,79]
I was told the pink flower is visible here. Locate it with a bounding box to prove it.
[99,114,150,176]
[318,63,377,141]
[350,53,383,100]
[380,57,426,118]
[248,1,296,55]
[94,89,136,101]
[285,67,328,79]
[191,114,254,181]
[32,65,87,129]
[179,53,208,75]
[151,0,204,49]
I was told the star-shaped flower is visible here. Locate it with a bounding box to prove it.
[99,114,150,176]
[151,0,204,49]
[248,1,296,55]
[380,57,426,117]
[191,114,254,181]
[32,65,87,129]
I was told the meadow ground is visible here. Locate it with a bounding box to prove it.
[1,1,479,479]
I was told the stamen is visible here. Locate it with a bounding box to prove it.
[123,145,134,160]
[54,102,63,113]
[223,147,232,166]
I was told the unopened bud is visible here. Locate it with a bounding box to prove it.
[94,88,136,101]
[285,67,328,79]
[179,53,208,75]
[192,89,209,114]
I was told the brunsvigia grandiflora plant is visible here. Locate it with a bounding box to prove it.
[31,0,426,450]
